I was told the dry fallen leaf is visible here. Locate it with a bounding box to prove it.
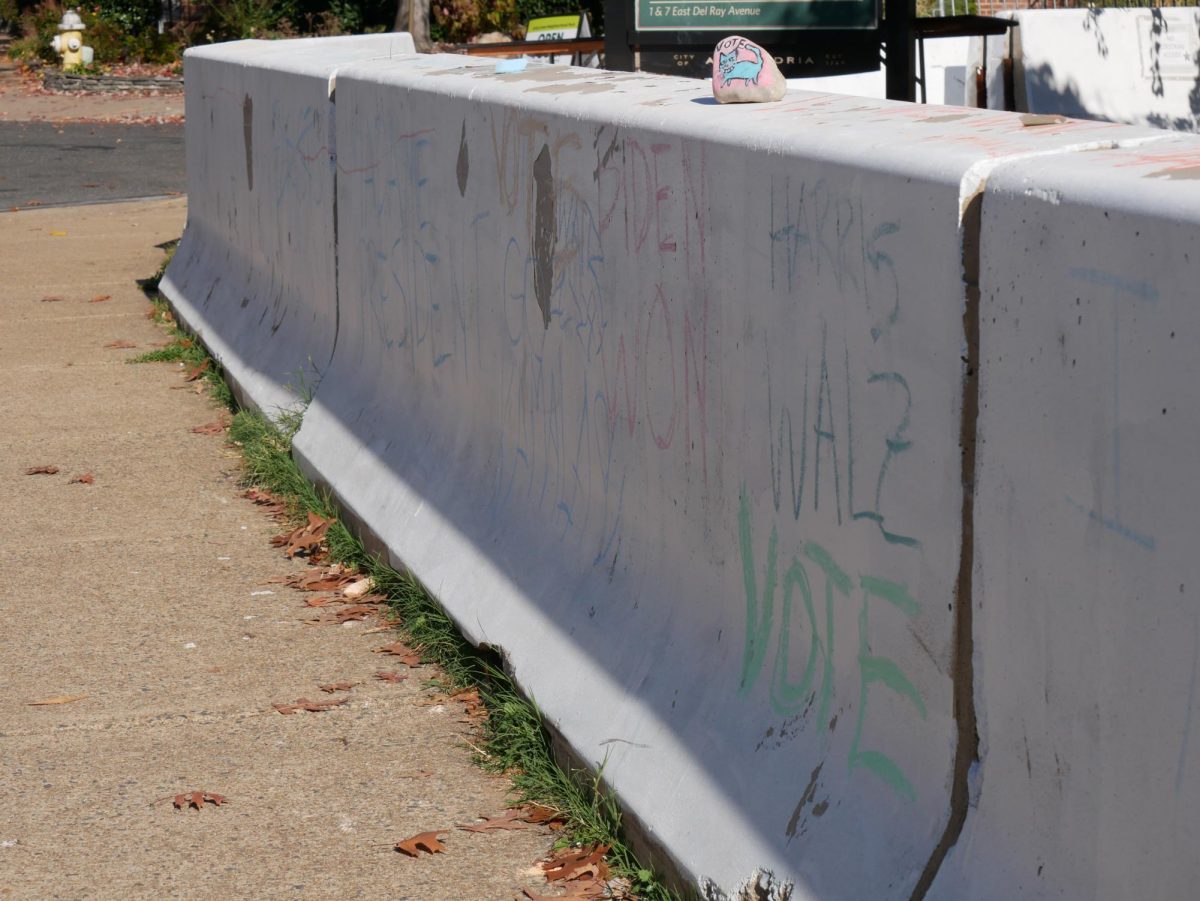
[171,791,227,810]
[542,845,611,883]
[272,696,350,715]
[190,421,226,435]
[457,809,532,833]
[89,294,112,303]
[375,671,408,683]
[521,804,566,828]
[27,694,87,706]
[242,487,288,518]
[278,565,358,592]
[371,643,422,666]
[184,359,210,381]
[330,604,384,623]
[104,339,137,349]
[24,465,60,475]
[40,295,65,303]
[394,831,448,858]
[451,687,486,720]
[69,473,95,485]
[520,882,609,901]
[271,512,334,559]
[318,681,358,693]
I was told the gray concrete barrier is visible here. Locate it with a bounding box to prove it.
[161,34,414,417]
[1003,9,1200,131]
[163,37,1200,898]
[931,135,1200,901]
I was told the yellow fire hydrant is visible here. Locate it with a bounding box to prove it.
[50,10,91,69]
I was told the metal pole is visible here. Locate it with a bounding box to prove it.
[885,0,917,101]
[604,0,636,71]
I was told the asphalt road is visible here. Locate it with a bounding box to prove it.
[0,121,184,209]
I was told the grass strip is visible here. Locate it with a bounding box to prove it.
[136,253,679,901]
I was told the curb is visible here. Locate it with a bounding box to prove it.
[42,71,183,93]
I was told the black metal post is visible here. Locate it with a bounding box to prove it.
[884,0,917,101]
[604,0,636,71]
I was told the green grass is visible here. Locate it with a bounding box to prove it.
[131,293,234,411]
[141,248,680,901]
[230,406,677,900]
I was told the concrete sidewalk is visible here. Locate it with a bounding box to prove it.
[0,200,553,899]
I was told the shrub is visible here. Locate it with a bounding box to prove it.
[9,1,184,64]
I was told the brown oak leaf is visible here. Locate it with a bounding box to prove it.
[457,809,531,833]
[104,339,137,349]
[184,359,210,381]
[394,831,447,857]
[190,421,226,435]
[89,294,112,303]
[272,696,350,715]
[451,687,486,719]
[375,671,408,683]
[69,473,95,485]
[372,642,421,666]
[318,681,358,693]
[172,791,227,810]
[40,295,65,302]
[272,512,334,558]
[304,596,339,608]
[521,804,566,828]
[542,845,611,883]
[241,488,288,518]
[283,566,357,591]
[520,882,608,900]
[24,465,60,475]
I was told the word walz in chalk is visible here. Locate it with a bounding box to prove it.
[711,35,786,104]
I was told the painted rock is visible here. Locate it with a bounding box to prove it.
[711,35,787,104]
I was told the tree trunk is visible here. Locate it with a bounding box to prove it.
[394,0,432,51]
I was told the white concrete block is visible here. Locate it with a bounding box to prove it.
[931,136,1200,900]
[289,55,1158,896]
[1011,9,1200,132]
[160,34,415,417]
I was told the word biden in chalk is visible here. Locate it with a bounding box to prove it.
[711,35,786,103]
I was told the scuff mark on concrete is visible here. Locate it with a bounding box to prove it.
[242,94,254,192]
[784,762,822,841]
[456,120,470,197]
[532,143,555,330]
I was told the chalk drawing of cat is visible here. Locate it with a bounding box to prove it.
[719,45,764,88]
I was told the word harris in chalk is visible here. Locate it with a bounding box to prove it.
[712,35,787,103]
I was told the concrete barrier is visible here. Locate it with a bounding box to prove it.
[288,56,1167,896]
[1009,9,1200,131]
[160,34,415,417]
[929,136,1200,900]
[162,36,1200,897]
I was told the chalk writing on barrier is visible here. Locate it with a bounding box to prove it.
[738,491,927,801]
[768,176,901,342]
[346,120,702,567]
[766,325,919,547]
